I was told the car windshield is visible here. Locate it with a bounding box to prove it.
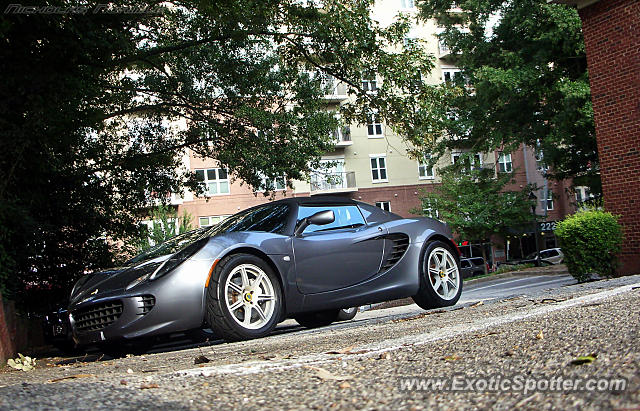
[208,203,290,235]
[126,227,210,265]
[125,204,290,266]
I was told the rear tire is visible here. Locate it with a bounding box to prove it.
[206,254,282,342]
[336,307,358,321]
[412,240,462,310]
[294,309,341,328]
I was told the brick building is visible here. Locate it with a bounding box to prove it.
[164,0,584,264]
[556,0,640,275]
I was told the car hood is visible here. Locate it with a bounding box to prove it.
[69,255,170,306]
[68,230,289,308]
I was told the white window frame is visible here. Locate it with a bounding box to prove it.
[199,215,230,228]
[400,0,415,9]
[418,156,435,180]
[196,168,230,196]
[452,152,483,171]
[423,200,439,219]
[442,67,462,84]
[366,111,383,138]
[361,77,378,93]
[370,154,388,183]
[256,175,286,192]
[575,186,593,204]
[498,152,513,173]
[544,189,554,211]
[375,201,391,212]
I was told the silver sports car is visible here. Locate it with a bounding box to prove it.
[68,196,462,348]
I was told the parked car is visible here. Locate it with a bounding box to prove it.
[459,257,487,278]
[501,247,564,267]
[68,196,461,352]
[536,248,564,265]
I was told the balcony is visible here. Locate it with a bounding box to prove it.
[439,40,452,59]
[321,75,348,102]
[310,171,357,195]
[332,126,352,148]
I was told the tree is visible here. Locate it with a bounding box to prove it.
[0,1,433,310]
[415,166,537,273]
[136,205,194,252]
[397,0,599,193]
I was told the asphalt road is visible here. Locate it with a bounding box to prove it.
[1,273,638,410]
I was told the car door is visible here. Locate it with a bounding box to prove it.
[293,205,386,294]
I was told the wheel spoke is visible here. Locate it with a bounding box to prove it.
[253,304,267,322]
[441,278,449,297]
[240,267,250,288]
[432,253,441,267]
[228,300,243,312]
[228,281,243,293]
[447,278,457,292]
[256,293,274,302]
[252,272,265,290]
[432,277,442,291]
[243,306,252,326]
[446,266,457,276]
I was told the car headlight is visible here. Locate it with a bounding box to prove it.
[150,237,210,281]
[126,271,154,290]
[70,275,91,299]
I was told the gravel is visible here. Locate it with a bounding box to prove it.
[1,275,638,410]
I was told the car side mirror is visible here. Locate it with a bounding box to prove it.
[294,210,335,236]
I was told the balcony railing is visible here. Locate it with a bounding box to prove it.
[439,41,452,58]
[332,126,352,147]
[321,75,348,101]
[310,171,357,194]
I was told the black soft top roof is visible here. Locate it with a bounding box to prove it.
[272,195,358,207]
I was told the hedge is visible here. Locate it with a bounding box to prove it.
[555,210,623,282]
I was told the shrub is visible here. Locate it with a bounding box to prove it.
[555,210,623,282]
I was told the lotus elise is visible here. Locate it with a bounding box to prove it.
[68,196,462,347]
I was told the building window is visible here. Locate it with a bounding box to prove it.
[423,200,439,219]
[257,175,286,192]
[400,0,415,9]
[195,168,230,196]
[452,153,482,171]
[375,201,391,212]
[544,189,554,211]
[535,140,548,172]
[199,215,230,227]
[370,155,388,182]
[575,186,593,204]
[361,77,377,93]
[498,152,512,173]
[418,156,435,179]
[366,112,383,138]
[442,67,462,84]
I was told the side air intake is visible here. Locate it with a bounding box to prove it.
[380,234,410,272]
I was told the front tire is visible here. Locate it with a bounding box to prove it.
[412,240,462,310]
[206,254,282,342]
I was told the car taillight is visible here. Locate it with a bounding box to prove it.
[450,239,462,257]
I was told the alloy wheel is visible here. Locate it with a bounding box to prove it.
[224,264,276,330]
[426,247,460,300]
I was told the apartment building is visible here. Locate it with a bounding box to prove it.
[171,0,579,263]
